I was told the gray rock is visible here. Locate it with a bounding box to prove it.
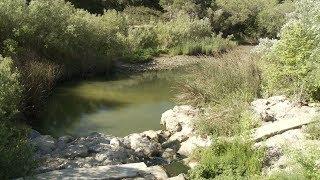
[56,135,74,149]
[161,105,198,133]
[162,140,181,152]
[178,136,212,157]
[31,135,57,155]
[32,163,151,180]
[61,144,89,158]
[28,129,41,140]
[127,133,162,157]
[110,137,123,149]
[162,148,176,162]
[168,174,186,180]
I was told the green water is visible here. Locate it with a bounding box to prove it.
[36,70,184,137]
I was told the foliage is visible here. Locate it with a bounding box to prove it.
[261,0,320,101]
[156,13,211,50]
[0,55,35,179]
[67,0,162,14]
[189,139,265,179]
[175,47,261,136]
[269,144,320,180]
[257,0,296,38]
[168,34,236,56]
[305,118,320,140]
[123,6,162,26]
[123,26,160,62]
[0,123,36,179]
[0,56,22,121]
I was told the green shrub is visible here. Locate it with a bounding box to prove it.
[0,123,36,179]
[0,55,35,179]
[123,6,162,26]
[189,139,265,179]
[0,56,22,121]
[257,0,296,38]
[1,0,128,75]
[261,0,320,101]
[123,26,160,62]
[175,48,261,136]
[0,0,26,43]
[156,13,211,50]
[305,118,320,140]
[168,34,236,56]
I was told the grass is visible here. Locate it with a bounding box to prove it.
[168,35,237,56]
[305,118,320,140]
[189,138,265,179]
[175,46,261,137]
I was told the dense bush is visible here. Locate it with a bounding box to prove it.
[189,139,265,179]
[0,55,35,179]
[123,26,160,62]
[176,47,261,136]
[160,0,295,42]
[168,34,236,55]
[0,56,22,121]
[208,0,295,41]
[67,0,162,14]
[0,123,35,179]
[123,6,162,26]
[261,0,320,101]
[257,0,296,38]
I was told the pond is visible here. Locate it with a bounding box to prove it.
[35,70,186,137]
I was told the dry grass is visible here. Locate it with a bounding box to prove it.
[175,46,262,136]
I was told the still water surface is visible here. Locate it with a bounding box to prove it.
[36,70,185,137]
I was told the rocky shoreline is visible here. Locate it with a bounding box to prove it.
[28,96,320,179]
[29,105,209,179]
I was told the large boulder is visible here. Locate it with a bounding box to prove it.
[126,133,162,157]
[178,136,212,157]
[31,135,57,155]
[161,105,198,134]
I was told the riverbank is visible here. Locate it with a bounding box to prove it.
[115,46,252,73]
[27,95,320,179]
[28,105,208,179]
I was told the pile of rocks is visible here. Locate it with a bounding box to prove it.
[251,96,320,175]
[30,96,320,179]
[30,105,211,179]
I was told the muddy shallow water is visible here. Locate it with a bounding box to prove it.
[35,70,186,137]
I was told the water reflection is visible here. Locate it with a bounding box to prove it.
[36,70,184,137]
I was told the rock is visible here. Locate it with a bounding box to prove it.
[28,129,41,140]
[33,162,149,179]
[143,130,160,141]
[110,137,123,149]
[168,174,186,180]
[31,135,57,155]
[168,129,192,143]
[162,148,177,162]
[252,96,320,141]
[58,135,74,144]
[162,140,181,152]
[61,144,89,158]
[263,146,283,167]
[56,135,74,149]
[75,132,113,153]
[35,158,68,174]
[144,166,168,180]
[161,105,198,133]
[178,136,212,157]
[127,133,162,157]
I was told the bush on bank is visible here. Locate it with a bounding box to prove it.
[0,56,35,179]
[260,0,320,102]
[189,139,265,179]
